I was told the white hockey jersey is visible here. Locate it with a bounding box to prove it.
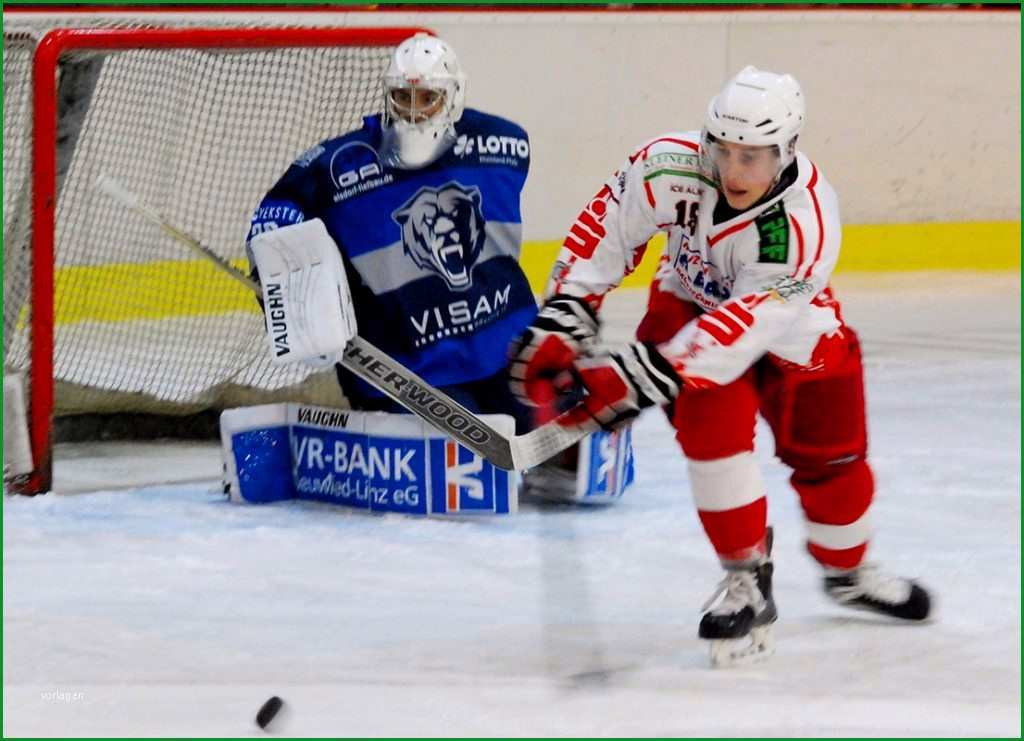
[548,132,845,389]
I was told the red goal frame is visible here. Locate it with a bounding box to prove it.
[17,25,430,494]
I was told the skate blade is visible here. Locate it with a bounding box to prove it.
[707,625,775,668]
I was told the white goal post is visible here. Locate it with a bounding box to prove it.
[3,22,430,494]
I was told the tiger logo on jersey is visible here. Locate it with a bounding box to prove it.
[392,182,486,291]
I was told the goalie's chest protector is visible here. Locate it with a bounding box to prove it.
[306,110,536,390]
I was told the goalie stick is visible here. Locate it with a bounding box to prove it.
[95,175,588,471]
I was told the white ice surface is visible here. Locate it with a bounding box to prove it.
[4,273,1020,737]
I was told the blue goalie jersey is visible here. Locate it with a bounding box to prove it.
[247,109,537,399]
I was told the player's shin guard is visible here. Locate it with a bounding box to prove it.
[794,461,873,569]
[673,372,765,558]
[688,452,769,563]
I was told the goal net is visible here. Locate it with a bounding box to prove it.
[3,21,428,493]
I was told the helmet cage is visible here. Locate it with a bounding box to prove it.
[380,33,467,168]
[702,66,804,180]
[700,130,792,185]
[382,76,462,131]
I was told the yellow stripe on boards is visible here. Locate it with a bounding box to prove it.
[52,257,257,325]
[837,222,1020,272]
[519,235,669,294]
[48,222,1019,326]
[519,221,1021,294]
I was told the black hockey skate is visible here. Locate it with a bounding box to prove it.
[823,563,931,621]
[699,531,777,668]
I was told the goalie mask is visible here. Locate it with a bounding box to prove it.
[381,33,467,169]
[700,66,805,185]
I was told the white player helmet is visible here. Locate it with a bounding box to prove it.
[702,66,805,174]
[380,32,467,169]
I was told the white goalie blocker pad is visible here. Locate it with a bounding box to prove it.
[3,373,34,480]
[220,403,518,516]
[249,218,357,367]
[520,426,636,505]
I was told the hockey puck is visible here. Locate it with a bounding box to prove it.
[255,696,284,730]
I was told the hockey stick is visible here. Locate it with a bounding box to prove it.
[95,175,588,470]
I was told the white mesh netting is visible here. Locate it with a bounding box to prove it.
[4,23,402,419]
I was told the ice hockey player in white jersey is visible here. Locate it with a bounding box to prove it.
[509,66,932,666]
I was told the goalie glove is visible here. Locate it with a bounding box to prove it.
[508,294,600,408]
[561,342,681,431]
[249,219,357,367]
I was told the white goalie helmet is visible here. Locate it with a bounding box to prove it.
[702,66,805,175]
[380,32,467,169]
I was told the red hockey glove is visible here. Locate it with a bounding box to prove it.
[508,295,600,408]
[561,342,681,430]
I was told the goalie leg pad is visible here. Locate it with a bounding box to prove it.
[520,427,635,505]
[221,403,518,516]
[3,373,34,481]
[220,404,295,503]
[575,426,636,504]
